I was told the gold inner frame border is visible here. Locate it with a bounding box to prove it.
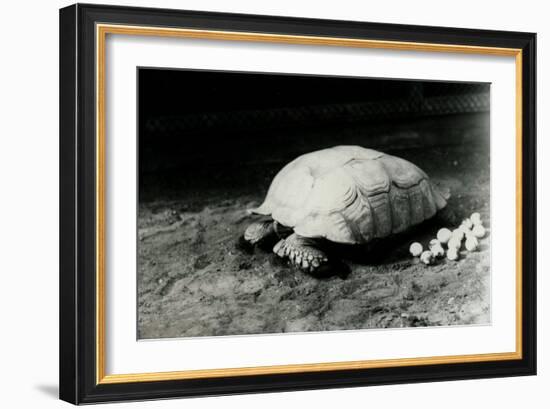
[95,23,523,385]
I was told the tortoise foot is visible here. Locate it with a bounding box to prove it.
[273,233,328,273]
[244,221,276,245]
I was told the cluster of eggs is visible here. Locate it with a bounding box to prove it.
[409,212,487,265]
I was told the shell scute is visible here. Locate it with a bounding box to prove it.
[420,180,437,219]
[368,192,393,238]
[379,155,427,188]
[347,159,390,196]
[388,186,411,234]
[294,212,357,244]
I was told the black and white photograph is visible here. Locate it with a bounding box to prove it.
[137,68,491,339]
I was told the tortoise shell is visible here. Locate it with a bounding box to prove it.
[251,145,448,244]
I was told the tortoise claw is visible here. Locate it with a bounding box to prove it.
[273,239,285,257]
[272,233,328,273]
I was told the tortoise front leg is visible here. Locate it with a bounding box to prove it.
[244,220,277,245]
[273,233,328,273]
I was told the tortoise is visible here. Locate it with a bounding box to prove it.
[243,145,449,273]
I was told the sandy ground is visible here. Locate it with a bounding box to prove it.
[137,144,490,339]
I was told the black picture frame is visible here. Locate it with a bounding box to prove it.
[60,3,536,405]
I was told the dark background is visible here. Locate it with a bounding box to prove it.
[138,68,489,202]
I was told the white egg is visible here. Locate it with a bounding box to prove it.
[452,229,465,241]
[458,224,471,234]
[447,237,462,250]
[447,247,459,261]
[470,212,482,225]
[465,235,479,251]
[472,224,486,238]
[461,218,474,230]
[436,228,452,244]
[431,244,445,258]
[409,242,423,257]
[429,239,440,248]
[420,250,434,265]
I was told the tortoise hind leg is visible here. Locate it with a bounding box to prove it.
[244,220,277,245]
[273,233,328,273]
